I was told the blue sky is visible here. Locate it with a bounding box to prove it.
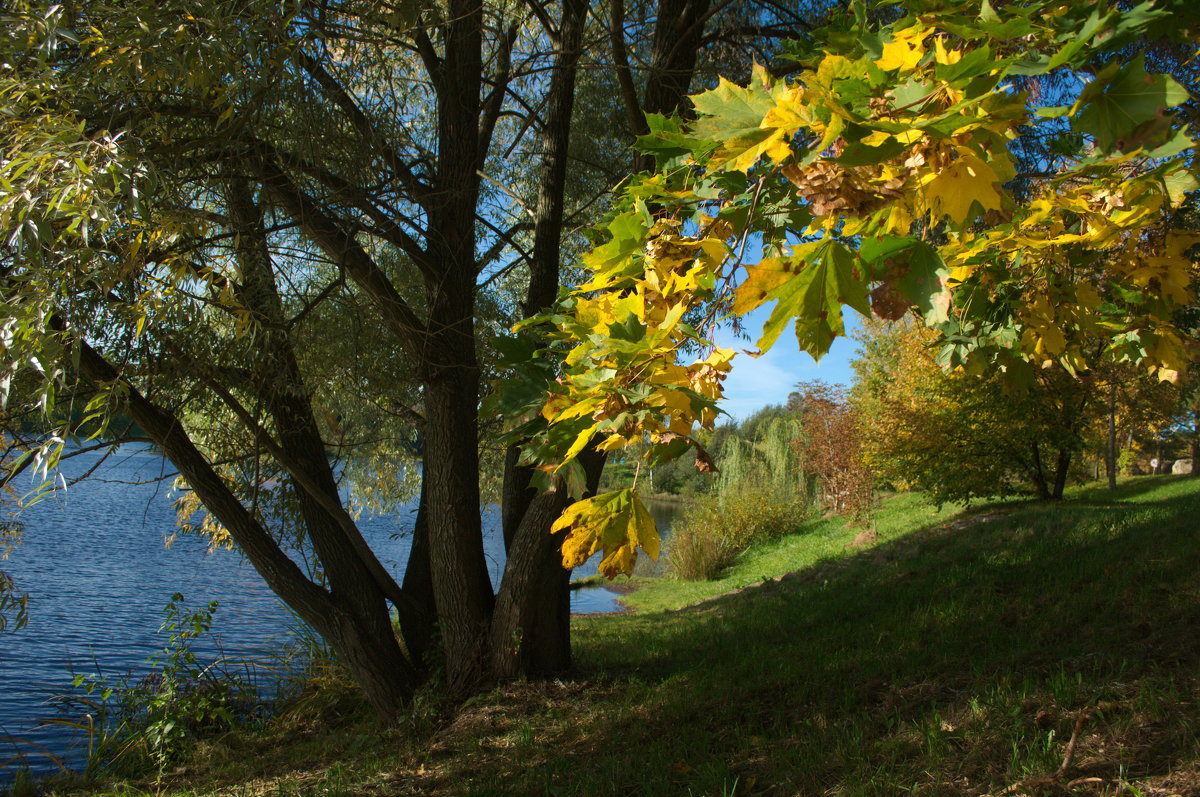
[712,307,861,422]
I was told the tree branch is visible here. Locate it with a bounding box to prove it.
[256,157,429,354]
[295,48,433,207]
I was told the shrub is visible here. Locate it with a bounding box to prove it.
[61,594,264,776]
[665,526,738,581]
[667,487,809,580]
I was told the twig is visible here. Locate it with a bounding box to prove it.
[994,707,1095,796]
[1055,706,1094,779]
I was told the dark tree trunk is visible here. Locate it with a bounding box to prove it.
[1107,384,1118,490]
[422,357,494,694]
[1051,448,1071,500]
[611,0,712,170]
[489,0,593,682]
[1030,441,1051,499]
[1192,407,1200,477]
[491,448,604,680]
[400,477,437,671]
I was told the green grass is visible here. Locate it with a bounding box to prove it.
[38,477,1200,796]
[620,490,966,613]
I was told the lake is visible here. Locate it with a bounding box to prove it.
[0,446,679,784]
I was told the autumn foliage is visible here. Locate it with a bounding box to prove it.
[788,382,874,519]
[516,0,1200,577]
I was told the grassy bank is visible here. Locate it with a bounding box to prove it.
[41,477,1200,796]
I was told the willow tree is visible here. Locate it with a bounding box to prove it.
[521,0,1200,572]
[0,0,830,715]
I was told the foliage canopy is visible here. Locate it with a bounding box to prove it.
[524,0,1200,574]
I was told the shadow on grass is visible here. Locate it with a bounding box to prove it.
[478,481,1200,796]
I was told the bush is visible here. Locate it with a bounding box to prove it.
[60,594,266,776]
[665,526,738,581]
[667,487,809,580]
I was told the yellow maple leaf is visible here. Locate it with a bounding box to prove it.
[934,37,962,66]
[920,152,1003,224]
[552,489,660,578]
[875,25,930,72]
[760,84,808,133]
[733,257,793,314]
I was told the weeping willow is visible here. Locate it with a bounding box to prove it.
[716,417,807,504]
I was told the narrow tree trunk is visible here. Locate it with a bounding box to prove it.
[1051,448,1071,499]
[399,476,437,670]
[1030,441,1051,499]
[1191,406,1199,477]
[1106,383,1118,490]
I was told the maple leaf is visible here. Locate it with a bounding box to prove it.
[875,24,930,72]
[1072,56,1190,153]
[919,152,1003,224]
[859,236,951,324]
[745,241,871,359]
[690,75,782,171]
[552,489,660,578]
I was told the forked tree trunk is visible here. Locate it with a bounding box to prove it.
[491,448,604,680]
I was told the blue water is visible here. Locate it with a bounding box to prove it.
[0,445,628,783]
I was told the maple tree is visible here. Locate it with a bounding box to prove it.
[516,0,1200,575]
[853,319,1099,503]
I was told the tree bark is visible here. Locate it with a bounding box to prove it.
[1052,447,1071,500]
[1106,384,1118,489]
[400,476,437,671]
[1030,441,1051,499]
[491,447,604,680]
[1192,406,1199,477]
[489,0,593,682]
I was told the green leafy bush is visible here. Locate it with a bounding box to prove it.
[64,594,262,774]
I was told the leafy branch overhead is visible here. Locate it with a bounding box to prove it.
[519,0,1200,577]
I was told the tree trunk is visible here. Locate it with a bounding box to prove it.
[1030,441,1051,499]
[399,476,437,671]
[1051,448,1071,500]
[491,447,604,680]
[423,361,494,695]
[1192,406,1199,477]
[1107,383,1118,490]
[488,0,593,682]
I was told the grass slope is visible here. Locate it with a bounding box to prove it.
[53,477,1200,797]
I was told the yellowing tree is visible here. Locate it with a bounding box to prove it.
[853,320,1098,503]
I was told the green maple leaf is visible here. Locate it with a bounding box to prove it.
[859,237,951,324]
[753,240,870,360]
[689,77,779,170]
[1073,56,1190,153]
